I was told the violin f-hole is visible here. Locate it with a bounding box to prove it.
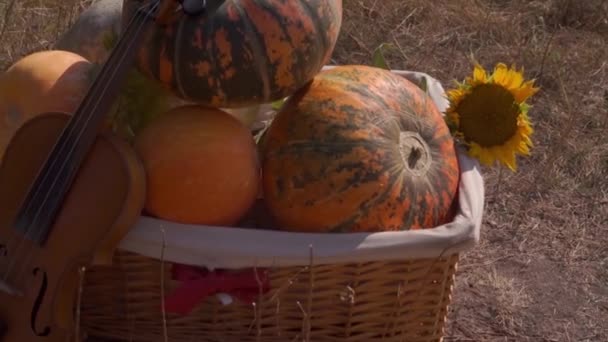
[30,267,51,337]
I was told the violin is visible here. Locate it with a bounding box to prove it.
[0,0,181,340]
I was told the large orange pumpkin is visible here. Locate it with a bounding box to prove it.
[261,65,460,233]
[0,50,93,160]
[121,0,343,108]
[134,105,260,226]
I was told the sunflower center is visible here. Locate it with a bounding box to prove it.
[456,84,520,147]
[399,132,431,176]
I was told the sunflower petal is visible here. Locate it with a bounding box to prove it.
[518,141,531,155]
[500,149,518,172]
[513,80,540,103]
[507,67,524,89]
[468,143,494,166]
[447,88,465,100]
[473,64,487,84]
[444,61,539,172]
[491,63,509,86]
[445,110,461,128]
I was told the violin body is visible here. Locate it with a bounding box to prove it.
[0,112,146,341]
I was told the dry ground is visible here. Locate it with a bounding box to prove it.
[1,0,607,341]
[332,1,608,341]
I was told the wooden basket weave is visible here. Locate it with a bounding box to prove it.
[78,68,480,342]
[80,250,459,342]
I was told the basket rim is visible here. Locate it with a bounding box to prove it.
[116,148,484,269]
[115,68,485,269]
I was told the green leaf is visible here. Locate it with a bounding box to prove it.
[371,43,394,70]
[254,123,269,145]
[271,97,287,110]
[419,76,428,94]
[102,31,119,51]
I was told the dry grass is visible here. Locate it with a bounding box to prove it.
[328,1,608,341]
[1,0,607,341]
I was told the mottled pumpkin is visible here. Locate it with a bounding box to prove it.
[55,0,267,133]
[121,0,343,108]
[261,65,460,233]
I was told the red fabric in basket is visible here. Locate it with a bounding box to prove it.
[164,264,270,315]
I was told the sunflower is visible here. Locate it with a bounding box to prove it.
[445,63,539,171]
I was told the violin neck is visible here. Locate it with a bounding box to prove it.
[12,1,161,244]
[70,4,157,141]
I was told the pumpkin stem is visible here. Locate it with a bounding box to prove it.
[399,131,431,176]
[408,147,422,169]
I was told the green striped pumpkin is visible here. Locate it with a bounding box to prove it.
[261,65,461,233]
[122,0,343,108]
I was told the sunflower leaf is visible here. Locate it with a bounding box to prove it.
[271,98,286,110]
[520,102,531,115]
[102,30,118,51]
[419,76,428,94]
[371,43,394,70]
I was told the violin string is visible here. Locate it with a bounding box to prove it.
[10,0,178,249]
[2,0,159,283]
[20,1,160,232]
[2,0,162,283]
[5,0,161,284]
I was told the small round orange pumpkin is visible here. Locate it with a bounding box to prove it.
[261,65,460,233]
[134,105,260,226]
[0,50,93,160]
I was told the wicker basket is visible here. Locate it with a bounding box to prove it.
[81,252,460,342]
[78,69,484,342]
